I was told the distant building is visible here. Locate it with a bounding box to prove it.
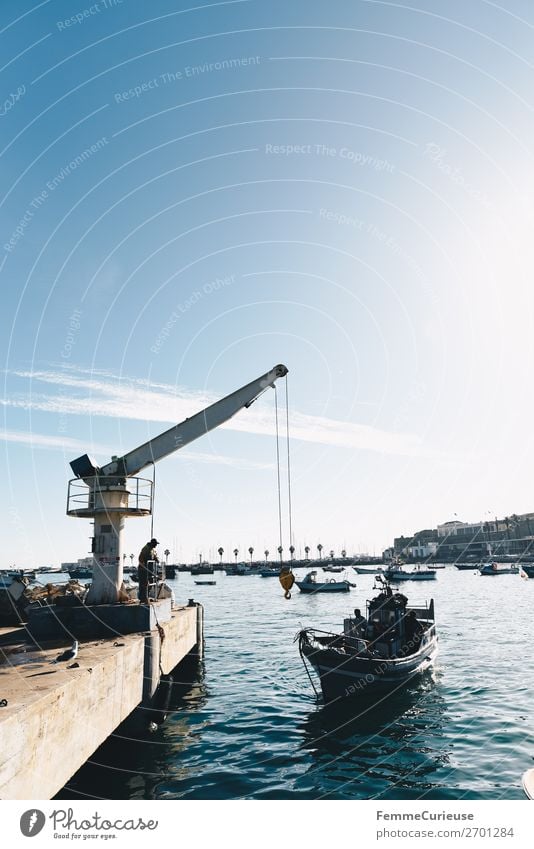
[407,542,438,559]
[391,511,534,561]
[437,520,483,537]
[60,556,93,572]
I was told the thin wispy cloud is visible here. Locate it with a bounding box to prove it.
[0,429,88,452]
[2,366,425,457]
[0,427,273,472]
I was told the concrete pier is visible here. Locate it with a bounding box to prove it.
[0,603,203,800]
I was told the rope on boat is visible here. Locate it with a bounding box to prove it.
[296,630,319,698]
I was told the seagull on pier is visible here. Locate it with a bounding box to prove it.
[53,640,79,664]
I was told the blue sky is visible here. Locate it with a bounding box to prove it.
[1,0,533,567]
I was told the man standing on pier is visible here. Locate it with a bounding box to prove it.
[138,538,160,603]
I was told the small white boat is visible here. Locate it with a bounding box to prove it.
[353,565,384,575]
[296,570,355,594]
[322,564,344,573]
[298,577,438,702]
[479,562,519,575]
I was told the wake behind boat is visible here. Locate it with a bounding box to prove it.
[298,576,438,702]
[296,570,355,593]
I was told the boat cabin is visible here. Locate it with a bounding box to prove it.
[343,584,435,659]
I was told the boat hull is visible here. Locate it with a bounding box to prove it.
[296,581,351,593]
[300,633,438,701]
[386,571,436,581]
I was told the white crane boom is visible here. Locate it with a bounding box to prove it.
[66,363,289,606]
[103,363,287,477]
[70,364,288,480]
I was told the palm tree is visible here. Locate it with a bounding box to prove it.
[289,545,295,561]
[264,549,269,563]
[278,545,283,564]
[233,548,239,564]
[164,548,170,565]
[304,545,310,560]
[341,548,346,559]
[329,549,335,560]
[248,546,254,565]
[317,543,323,560]
[122,553,127,565]
[130,553,134,567]
[218,546,224,565]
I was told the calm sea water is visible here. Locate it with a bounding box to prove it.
[57,566,534,800]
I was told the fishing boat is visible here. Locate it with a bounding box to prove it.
[260,567,280,577]
[455,562,482,571]
[191,562,214,575]
[479,562,519,575]
[68,566,92,579]
[224,563,247,575]
[385,563,436,581]
[520,565,534,578]
[322,564,344,573]
[296,570,354,594]
[194,580,216,586]
[297,576,438,702]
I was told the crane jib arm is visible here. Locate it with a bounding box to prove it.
[69,364,288,479]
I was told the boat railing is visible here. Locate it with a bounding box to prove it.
[409,604,435,622]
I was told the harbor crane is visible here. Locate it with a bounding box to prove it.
[67,364,289,605]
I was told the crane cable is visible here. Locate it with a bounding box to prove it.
[285,375,294,551]
[275,377,296,600]
[150,461,156,540]
[273,385,283,553]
